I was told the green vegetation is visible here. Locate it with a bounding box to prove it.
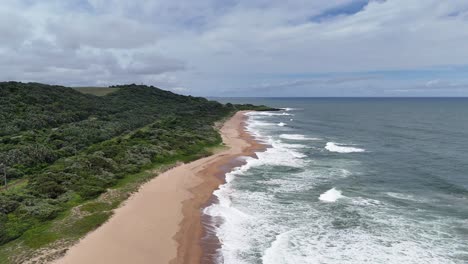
[228,103,280,111]
[73,87,120,96]
[0,81,270,263]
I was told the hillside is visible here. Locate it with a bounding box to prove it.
[0,82,275,262]
[0,82,230,186]
[73,87,120,96]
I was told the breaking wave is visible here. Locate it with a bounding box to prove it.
[279,134,320,141]
[319,188,344,202]
[325,142,365,153]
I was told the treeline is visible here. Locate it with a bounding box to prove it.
[227,103,278,111]
[0,82,262,245]
[0,82,228,182]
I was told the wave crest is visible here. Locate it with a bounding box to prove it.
[279,134,320,141]
[319,188,344,202]
[325,142,365,153]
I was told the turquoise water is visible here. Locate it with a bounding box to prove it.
[206,98,468,264]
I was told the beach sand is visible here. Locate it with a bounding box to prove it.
[55,111,263,264]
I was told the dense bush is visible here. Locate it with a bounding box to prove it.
[232,103,279,111]
[0,82,99,136]
[0,82,232,182]
[0,82,246,245]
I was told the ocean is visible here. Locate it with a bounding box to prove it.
[206,98,468,264]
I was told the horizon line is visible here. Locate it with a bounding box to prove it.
[207,96,468,98]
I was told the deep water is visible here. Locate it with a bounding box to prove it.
[205,98,468,264]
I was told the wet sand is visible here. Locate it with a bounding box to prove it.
[55,111,264,264]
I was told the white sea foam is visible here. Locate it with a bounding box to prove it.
[244,118,275,144]
[252,139,306,167]
[319,188,344,202]
[282,107,302,111]
[277,122,286,127]
[203,113,313,263]
[251,120,276,126]
[325,142,365,153]
[351,197,383,206]
[279,134,320,141]
[248,111,292,116]
[261,177,313,193]
[242,115,308,168]
[262,231,294,264]
[207,106,462,264]
[385,192,428,203]
[340,168,352,177]
[279,143,308,149]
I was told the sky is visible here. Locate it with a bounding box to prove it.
[2,0,468,97]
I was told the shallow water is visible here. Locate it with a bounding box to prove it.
[206,98,468,264]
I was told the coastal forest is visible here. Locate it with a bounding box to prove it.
[0,82,272,261]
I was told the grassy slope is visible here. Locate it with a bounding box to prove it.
[73,87,120,96]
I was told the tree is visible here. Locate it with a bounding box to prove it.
[1,164,6,188]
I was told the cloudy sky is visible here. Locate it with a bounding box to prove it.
[2,0,468,96]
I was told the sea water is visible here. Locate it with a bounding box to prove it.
[206,98,468,264]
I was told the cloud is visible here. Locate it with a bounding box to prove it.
[170,87,190,93]
[1,0,468,96]
[249,75,379,90]
[425,79,441,87]
[0,1,188,89]
[124,53,186,75]
[48,15,158,49]
[0,10,32,47]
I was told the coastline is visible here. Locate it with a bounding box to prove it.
[172,111,266,264]
[54,111,264,264]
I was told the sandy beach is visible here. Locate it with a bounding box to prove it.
[55,111,264,264]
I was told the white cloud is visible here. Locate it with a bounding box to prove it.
[48,15,159,49]
[1,0,468,96]
[426,79,441,87]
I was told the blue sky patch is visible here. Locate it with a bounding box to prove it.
[310,0,370,22]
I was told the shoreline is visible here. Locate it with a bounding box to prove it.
[172,112,266,264]
[54,111,265,264]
